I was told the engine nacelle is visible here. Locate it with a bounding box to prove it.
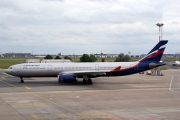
[58,75,77,83]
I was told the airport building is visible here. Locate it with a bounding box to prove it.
[2,53,33,58]
[1,52,178,59]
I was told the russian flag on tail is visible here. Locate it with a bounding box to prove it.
[139,40,168,62]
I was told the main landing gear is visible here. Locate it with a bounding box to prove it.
[20,77,24,83]
[83,75,92,85]
[83,78,92,84]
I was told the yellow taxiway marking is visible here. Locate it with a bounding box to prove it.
[0,76,93,119]
[11,103,47,109]
[1,75,17,87]
[25,86,31,90]
[0,79,17,87]
[2,76,6,80]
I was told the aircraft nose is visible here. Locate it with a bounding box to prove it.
[5,69,8,73]
[5,69,10,74]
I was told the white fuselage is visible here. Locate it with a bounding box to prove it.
[5,62,138,77]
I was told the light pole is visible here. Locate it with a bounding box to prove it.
[156,23,164,41]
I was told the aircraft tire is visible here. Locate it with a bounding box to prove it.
[83,79,87,84]
[20,80,24,83]
[88,79,92,85]
[20,77,24,83]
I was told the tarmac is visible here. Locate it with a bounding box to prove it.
[0,69,180,120]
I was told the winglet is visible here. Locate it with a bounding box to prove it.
[111,66,121,72]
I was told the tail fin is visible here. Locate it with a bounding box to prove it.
[139,40,168,62]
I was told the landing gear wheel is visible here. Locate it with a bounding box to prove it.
[83,79,87,84]
[88,79,92,84]
[20,77,24,83]
[83,75,93,85]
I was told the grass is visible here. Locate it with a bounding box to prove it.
[0,57,176,69]
[152,66,167,70]
[0,58,26,69]
[72,57,117,62]
[161,57,177,62]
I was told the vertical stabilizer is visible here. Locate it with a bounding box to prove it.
[139,40,168,62]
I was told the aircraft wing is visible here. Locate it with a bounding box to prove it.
[60,70,107,76]
[59,66,121,76]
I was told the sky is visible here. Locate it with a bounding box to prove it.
[0,0,180,55]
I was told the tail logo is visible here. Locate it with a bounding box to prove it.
[140,41,167,62]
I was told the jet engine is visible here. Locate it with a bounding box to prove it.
[58,75,77,83]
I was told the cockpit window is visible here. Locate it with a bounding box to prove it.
[8,67,13,69]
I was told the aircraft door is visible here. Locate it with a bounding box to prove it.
[95,64,99,70]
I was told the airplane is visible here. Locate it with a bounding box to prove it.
[172,61,180,67]
[5,40,168,84]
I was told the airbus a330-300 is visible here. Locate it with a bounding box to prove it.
[5,40,168,84]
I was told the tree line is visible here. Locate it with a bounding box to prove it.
[44,55,72,60]
[44,53,130,62]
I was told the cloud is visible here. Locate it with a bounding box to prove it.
[0,0,180,54]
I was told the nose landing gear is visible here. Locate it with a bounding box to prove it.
[20,77,24,83]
